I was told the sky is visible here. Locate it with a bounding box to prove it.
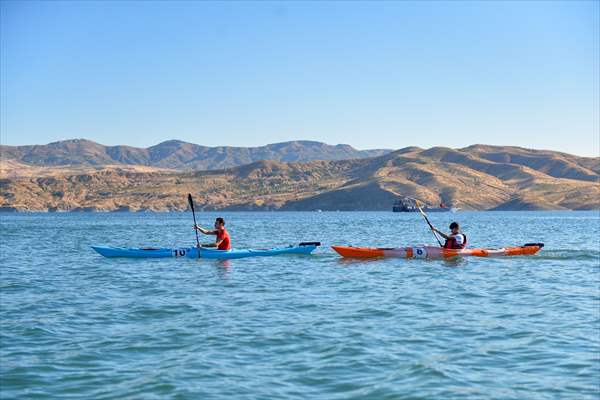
[1,1,598,156]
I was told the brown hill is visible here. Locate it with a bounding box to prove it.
[0,158,176,178]
[0,145,598,211]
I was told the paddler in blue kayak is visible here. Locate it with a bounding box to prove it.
[193,217,232,250]
[432,221,467,249]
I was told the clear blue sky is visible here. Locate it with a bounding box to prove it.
[1,1,598,156]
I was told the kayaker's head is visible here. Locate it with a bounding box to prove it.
[449,222,460,234]
[214,217,225,230]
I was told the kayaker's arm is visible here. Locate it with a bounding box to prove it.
[432,227,450,240]
[197,239,223,248]
[193,225,217,235]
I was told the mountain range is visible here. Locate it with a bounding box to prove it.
[1,140,598,211]
[0,139,390,170]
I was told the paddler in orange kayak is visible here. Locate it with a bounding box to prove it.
[193,217,232,250]
[432,222,467,249]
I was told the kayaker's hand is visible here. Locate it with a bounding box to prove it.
[194,225,209,234]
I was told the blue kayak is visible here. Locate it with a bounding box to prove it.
[91,242,320,259]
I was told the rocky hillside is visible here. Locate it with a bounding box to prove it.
[0,139,391,170]
[1,145,597,211]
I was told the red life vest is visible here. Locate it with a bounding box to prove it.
[443,234,467,249]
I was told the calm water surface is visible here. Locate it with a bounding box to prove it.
[1,211,599,399]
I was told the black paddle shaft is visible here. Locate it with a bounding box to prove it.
[188,194,201,249]
[417,205,444,247]
[405,196,444,247]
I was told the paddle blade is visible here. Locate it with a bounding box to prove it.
[187,193,195,212]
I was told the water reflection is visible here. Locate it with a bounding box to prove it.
[215,259,231,278]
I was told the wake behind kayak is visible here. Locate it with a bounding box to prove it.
[92,242,321,259]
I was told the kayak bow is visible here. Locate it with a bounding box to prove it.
[331,243,544,259]
[92,242,320,259]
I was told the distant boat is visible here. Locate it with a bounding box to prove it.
[392,197,456,213]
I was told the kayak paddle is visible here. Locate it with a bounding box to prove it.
[187,194,201,250]
[411,198,443,247]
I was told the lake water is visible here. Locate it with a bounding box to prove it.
[1,211,599,399]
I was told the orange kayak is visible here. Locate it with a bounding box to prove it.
[331,243,544,259]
